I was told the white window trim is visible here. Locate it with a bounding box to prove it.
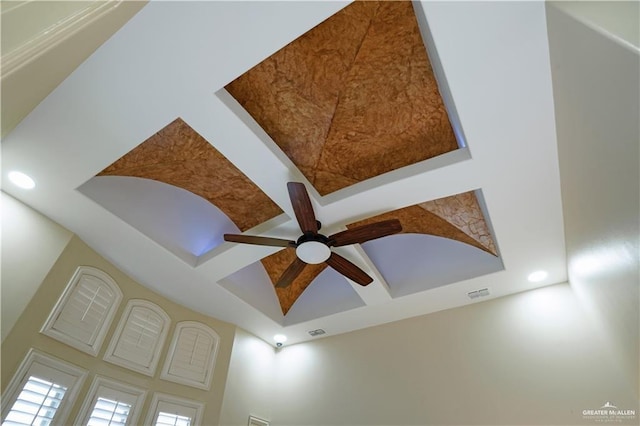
[160,321,220,390]
[103,299,171,376]
[143,392,205,426]
[75,376,146,426]
[41,265,123,356]
[1,348,88,425]
[248,415,270,426]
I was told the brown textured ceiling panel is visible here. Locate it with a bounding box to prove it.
[264,191,496,315]
[98,118,282,231]
[226,0,458,195]
[420,192,497,255]
[261,248,328,315]
[348,192,498,256]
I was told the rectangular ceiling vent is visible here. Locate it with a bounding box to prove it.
[308,329,326,337]
[467,288,490,299]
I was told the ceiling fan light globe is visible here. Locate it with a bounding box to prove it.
[296,241,331,264]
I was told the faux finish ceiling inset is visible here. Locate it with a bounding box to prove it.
[226,0,458,195]
[267,191,497,315]
[348,192,498,256]
[98,118,282,232]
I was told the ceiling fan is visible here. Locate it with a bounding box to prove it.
[224,182,402,289]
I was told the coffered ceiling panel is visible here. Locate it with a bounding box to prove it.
[226,0,458,195]
[348,191,497,256]
[98,118,283,232]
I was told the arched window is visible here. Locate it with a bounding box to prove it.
[160,321,220,390]
[103,299,171,376]
[41,266,123,356]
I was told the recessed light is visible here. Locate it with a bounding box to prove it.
[8,171,35,189]
[528,270,548,282]
[274,334,287,347]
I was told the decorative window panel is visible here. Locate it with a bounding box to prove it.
[160,321,219,390]
[144,393,204,426]
[104,299,170,376]
[41,266,123,356]
[1,349,88,426]
[75,376,146,426]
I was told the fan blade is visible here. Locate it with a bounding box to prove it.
[287,182,318,234]
[224,234,296,248]
[325,252,373,286]
[328,219,402,247]
[275,257,307,288]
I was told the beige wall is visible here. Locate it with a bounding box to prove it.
[219,328,276,426]
[1,235,237,425]
[1,191,73,341]
[271,284,635,425]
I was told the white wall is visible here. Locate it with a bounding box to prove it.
[547,1,639,397]
[219,328,276,426]
[1,191,72,341]
[271,284,634,425]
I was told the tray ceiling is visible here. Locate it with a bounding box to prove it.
[2,0,566,345]
[86,0,498,318]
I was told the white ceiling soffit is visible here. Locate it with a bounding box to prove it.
[0,1,566,345]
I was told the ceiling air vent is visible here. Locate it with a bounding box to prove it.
[308,329,326,337]
[467,288,490,299]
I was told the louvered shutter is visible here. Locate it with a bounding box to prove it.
[1,350,88,426]
[87,397,132,426]
[144,393,204,426]
[104,300,170,376]
[3,376,67,425]
[75,376,146,426]
[161,322,219,390]
[53,274,114,342]
[41,266,123,356]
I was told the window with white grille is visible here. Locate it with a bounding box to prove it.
[144,393,204,426]
[103,300,170,376]
[1,350,87,426]
[41,266,123,356]
[160,321,219,390]
[75,377,145,426]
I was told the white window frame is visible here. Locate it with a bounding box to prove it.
[143,392,205,426]
[41,266,123,356]
[103,299,171,376]
[160,321,220,390]
[248,416,270,426]
[75,376,146,426]
[1,349,88,425]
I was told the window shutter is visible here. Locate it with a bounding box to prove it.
[104,300,170,376]
[144,392,204,426]
[161,322,219,390]
[1,350,88,426]
[3,376,67,425]
[41,266,123,356]
[88,397,132,426]
[75,376,146,426]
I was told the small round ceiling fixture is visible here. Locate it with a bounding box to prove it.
[8,171,35,189]
[528,270,548,283]
[274,334,287,347]
[296,241,331,264]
